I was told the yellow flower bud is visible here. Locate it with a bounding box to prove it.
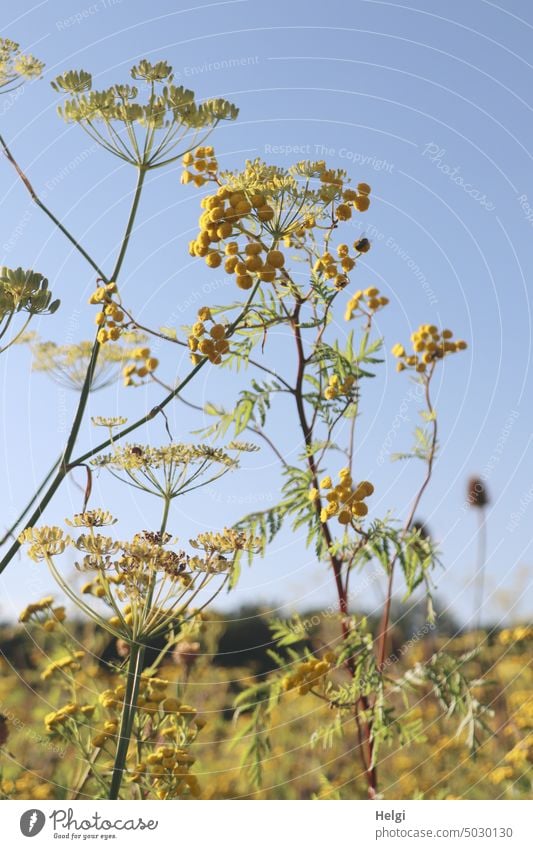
[236,274,253,290]
[210,324,225,341]
[354,195,370,212]
[266,250,285,269]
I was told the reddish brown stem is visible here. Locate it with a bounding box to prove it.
[291,298,377,797]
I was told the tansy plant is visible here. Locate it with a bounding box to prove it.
[162,151,488,799]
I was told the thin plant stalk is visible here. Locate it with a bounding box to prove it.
[0,168,147,572]
[108,641,145,799]
[0,132,107,280]
[289,294,378,796]
[0,274,261,575]
[0,453,61,546]
[376,366,438,672]
[108,495,170,800]
[474,506,487,631]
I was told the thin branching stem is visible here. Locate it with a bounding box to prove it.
[376,365,438,672]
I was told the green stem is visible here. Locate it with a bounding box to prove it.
[108,494,170,799]
[142,496,171,633]
[160,496,171,536]
[0,278,260,576]
[71,280,261,466]
[0,454,61,547]
[0,169,147,574]
[0,132,107,280]
[110,166,146,282]
[61,166,147,471]
[0,472,65,570]
[108,641,145,799]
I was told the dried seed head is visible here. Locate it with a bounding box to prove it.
[467,476,489,508]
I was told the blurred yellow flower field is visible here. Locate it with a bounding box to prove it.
[1,615,531,800]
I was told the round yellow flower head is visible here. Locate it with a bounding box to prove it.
[187,309,229,366]
[392,324,468,375]
[314,471,374,527]
[345,286,389,321]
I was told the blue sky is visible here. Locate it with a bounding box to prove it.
[1,0,532,628]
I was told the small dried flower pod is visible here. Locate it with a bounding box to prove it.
[467,476,489,508]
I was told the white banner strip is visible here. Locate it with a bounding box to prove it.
[2,799,532,848]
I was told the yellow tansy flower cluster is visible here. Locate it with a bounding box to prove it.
[99,677,180,716]
[107,602,136,629]
[324,373,355,401]
[222,241,285,289]
[498,626,533,645]
[134,745,199,799]
[392,325,467,374]
[507,691,533,730]
[187,188,281,288]
[188,306,230,365]
[183,158,373,304]
[1,775,53,800]
[121,345,159,385]
[319,173,371,212]
[91,719,119,748]
[181,145,218,187]
[45,701,95,733]
[504,736,532,770]
[81,573,121,599]
[41,651,85,682]
[88,281,126,343]
[345,286,389,321]
[98,676,204,797]
[19,595,65,632]
[488,765,514,785]
[310,469,374,525]
[131,743,201,799]
[281,653,334,695]
[314,236,373,292]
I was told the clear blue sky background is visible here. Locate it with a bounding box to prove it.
[1,0,532,628]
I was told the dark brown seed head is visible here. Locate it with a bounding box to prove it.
[467,476,489,508]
